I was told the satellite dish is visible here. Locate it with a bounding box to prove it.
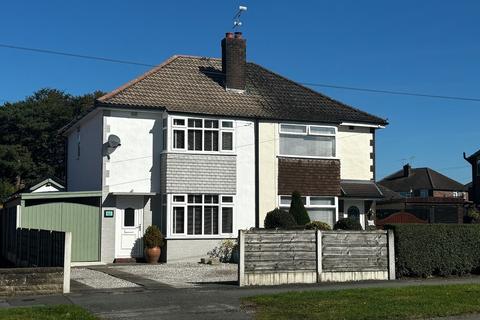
[103,135,121,159]
[107,135,121,148]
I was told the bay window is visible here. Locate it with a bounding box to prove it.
[170,117,234,152]
[279,195,337,226]
[171,194,234,236]
[279,124,336,158]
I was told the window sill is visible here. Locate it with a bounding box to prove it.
[277,155,339,160]
[166,234,237,240]
[161,150,237,156]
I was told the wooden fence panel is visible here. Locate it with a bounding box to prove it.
[322,231,388,273]
[28,229,40,267]
[239,229,393,286]
[241,230,318,286]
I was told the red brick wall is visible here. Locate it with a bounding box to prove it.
[278,157,341,196]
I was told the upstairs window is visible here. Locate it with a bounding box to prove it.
[171,117,234,153]
[279,124,336,158]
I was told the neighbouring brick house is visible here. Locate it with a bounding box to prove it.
[378,164,467,200]
[377,164,468,223]
[59,31,388,263]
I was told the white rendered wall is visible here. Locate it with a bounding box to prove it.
[258,122,278,227]
[337,126,374,181]
[234,120,256,231]
[104,111,163,194]
[67,112,103,191]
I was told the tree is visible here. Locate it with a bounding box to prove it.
[0,88,105,200]
[289,191,310,225]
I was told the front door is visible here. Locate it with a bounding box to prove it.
[116,196,144,258]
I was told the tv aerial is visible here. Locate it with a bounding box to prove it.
[233,5,247,29]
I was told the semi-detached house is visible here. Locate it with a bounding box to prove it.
[62,32,388,263]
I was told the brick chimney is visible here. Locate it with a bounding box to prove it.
[403,164,411,177]
[221,32,246,92]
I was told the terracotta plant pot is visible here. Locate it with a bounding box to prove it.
[144,246,161,264]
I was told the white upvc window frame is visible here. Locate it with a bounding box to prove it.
[171,117,187,151]
[168,116,236,154]
[220,120,235,152]
[162,113,168,151]
[278,123,337,159]
[278,195,339,224]
[169,193,235,238]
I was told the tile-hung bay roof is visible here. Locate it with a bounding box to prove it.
[96,55,388,125]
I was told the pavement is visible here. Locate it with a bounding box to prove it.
[3,272,480,319]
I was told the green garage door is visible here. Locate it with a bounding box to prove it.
[21,202,100,262]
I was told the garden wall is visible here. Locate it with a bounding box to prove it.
[0,267,63,296]
[238,229,395,286]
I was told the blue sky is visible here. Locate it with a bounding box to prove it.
[1,1,479,183]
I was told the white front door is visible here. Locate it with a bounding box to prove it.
[116,196,144,258]
[344,200,365,230]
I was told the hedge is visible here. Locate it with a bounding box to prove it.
[385,224,480,278]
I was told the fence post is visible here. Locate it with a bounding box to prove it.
[387,229,396,280]
[63,232,72,294]
[238,230,245,287]
[316,230,322,283]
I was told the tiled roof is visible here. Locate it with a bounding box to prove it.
[340,180,385,199]
[97,55,387,125]
[379,167,466,192]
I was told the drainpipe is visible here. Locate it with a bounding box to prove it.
[254,119,259,228]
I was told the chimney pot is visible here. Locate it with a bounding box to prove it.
[234,32,243,39]
[225,32,234,39]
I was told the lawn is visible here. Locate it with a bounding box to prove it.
[0,305,97,320]
[243,284,480,320]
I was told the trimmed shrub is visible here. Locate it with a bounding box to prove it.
[305,221,332,231]
[289,191,310,225]
[465,208,480,224]
[264,208,298,229]
[333,218,362,231]
[385,224,480,278]
[143,225,164,248]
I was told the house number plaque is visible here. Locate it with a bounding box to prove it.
[104,210,114,218]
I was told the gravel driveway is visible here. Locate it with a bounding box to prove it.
[114,262,238,288]
[71,268,139,289]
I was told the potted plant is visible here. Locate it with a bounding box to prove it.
[143,225,164,263]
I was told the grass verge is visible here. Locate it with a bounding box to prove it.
[243,284,480,320]
[0,304,97,320]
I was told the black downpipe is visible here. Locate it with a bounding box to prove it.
[254,119,260,228]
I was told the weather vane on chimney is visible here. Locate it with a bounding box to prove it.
[233,5,247,29]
